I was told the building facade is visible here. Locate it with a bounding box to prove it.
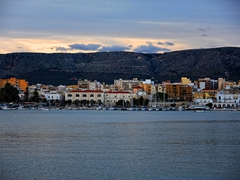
[166,83,192,101]
[104,91,132,105]
[114,78,140,90]
[65,90,103,103]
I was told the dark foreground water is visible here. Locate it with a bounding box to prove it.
[0,110,240,180]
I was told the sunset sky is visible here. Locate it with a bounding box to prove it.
[0,0,240,54]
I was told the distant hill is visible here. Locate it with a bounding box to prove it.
[0,47,240,85]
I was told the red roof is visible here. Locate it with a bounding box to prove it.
[69,90,102,93]
[133,86,143,89]
[107,91,131,94]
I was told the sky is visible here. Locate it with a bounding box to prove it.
[0,0,240,54]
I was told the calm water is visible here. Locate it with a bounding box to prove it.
[0,110,240,180]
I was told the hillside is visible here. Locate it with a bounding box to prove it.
[0,47,240,85]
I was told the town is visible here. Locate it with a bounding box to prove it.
[0,76,240,111]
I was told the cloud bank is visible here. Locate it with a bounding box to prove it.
[54,41,173,53]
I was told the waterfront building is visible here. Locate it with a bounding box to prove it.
[194,98,213,106]
[217,88,240,103]
[45,93,63,101]
[65,90,103,103]
[104,91,133,106]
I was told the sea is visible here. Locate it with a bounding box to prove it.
[0,110,240,180]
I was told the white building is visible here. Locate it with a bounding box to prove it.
[104,91,133,105]
[194,98,213,106]
[65,90,103,103]
[215,89,240,108]
[45,93,63,101]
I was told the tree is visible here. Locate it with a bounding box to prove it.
[143,98,149,106]
[0,83,20,102]
[29,89,40,102]
[132,96,149,106]
[24,87,29,102]
[153,92,168,102]
[205,103,213,109]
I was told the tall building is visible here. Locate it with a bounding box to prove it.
[198,78,211,90]
[0,77,28,92]
[140,79,153,95]
[166,83,192,101]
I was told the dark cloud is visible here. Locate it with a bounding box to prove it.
[165,41,175,46]
[99,45,131,52]
[197,27,210,32]
[201,34,208,37]
[146,41,153,45]
[157,42,164,45]
[56,46,68,51]
[69,43,101,51]
[157,41,175,46]
[134,45,171,53]
[198,28,206,32]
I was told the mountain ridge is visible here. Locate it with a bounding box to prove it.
[0,47,240,85]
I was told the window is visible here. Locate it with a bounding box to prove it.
[90,94,94,97]
[67,94,72,97]
[83,94,87,97]
[76,94,79,97]
[97,94,101,97]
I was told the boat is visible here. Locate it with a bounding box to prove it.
[96,106,102,110]
[129,106,135,111]
[194,110,205,113]
[188,105,206,110]
[109,107,117,110]
[39,107,50,111]
[1,105,17,110]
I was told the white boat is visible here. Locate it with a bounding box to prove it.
[39,107,50,111]
[109,107,117,110]
[96,106,102,110]
[2,105,16,110]
[195,110,205,113]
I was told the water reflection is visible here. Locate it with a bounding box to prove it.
[0,110,240,179]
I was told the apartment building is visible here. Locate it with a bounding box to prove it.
[140,79,153,95]
[114,78,140,90]
[165,83,192,101]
